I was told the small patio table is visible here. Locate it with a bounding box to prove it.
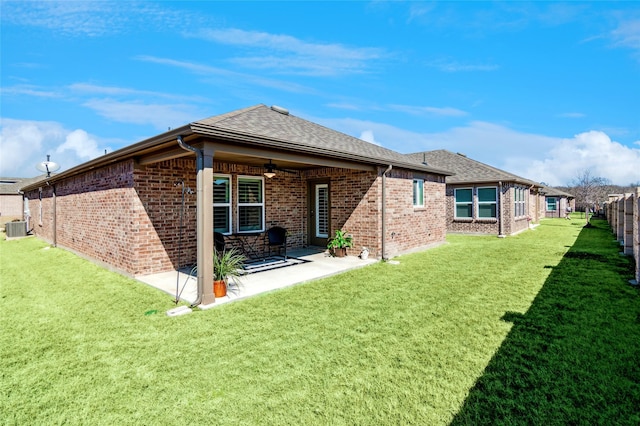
[226,232,263,260]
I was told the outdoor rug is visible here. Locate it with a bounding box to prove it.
[241,256,309,274]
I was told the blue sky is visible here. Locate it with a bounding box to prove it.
[1,1,639,186]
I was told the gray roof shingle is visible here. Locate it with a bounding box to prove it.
[192,104,453,175]
[405,149,540,186]
[1,176,46,195]
[541,186,574,197]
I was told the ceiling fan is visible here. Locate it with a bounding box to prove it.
[263,160,298,178]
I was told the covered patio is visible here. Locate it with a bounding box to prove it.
[137,247,378,306]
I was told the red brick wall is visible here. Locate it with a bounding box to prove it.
[26,161,143,274]
[26,159,448,275]
[446,184,500,235]
[303,167,446,258]
[379,169,446,258]
[134,159,197,274]
[445,182,534,236]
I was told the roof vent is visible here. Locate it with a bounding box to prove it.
[457,152,466,157]
[271,105,289,115]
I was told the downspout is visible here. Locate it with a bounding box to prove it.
[177,135,206,306]
[381,165,392,260]
[51,183,57,247]
[498,181,505,238]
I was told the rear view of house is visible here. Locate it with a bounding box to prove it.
[21,105,452,305]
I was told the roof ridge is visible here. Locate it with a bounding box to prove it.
[193,104,266,125]
[407,149,539,185]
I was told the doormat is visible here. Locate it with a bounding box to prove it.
[241,256,309,274]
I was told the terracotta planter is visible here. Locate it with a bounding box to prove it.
[213,279,227,297]
[332,247,347,257]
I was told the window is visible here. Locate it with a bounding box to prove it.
[546,197,557,211]
[455,188,473,218]
[316,184,329,238]
[514,187,526,217]
[237,176,264,233]
[477,187,497,218]
[413,179,424,207]
[213,175,231,234]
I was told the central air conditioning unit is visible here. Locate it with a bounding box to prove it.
[5,221,27,238]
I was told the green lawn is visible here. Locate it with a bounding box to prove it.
[1,217,638,425]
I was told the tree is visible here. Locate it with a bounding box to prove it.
[570,169,610,224]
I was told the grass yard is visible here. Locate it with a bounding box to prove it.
[1,217,638,425]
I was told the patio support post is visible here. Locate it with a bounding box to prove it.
[178,136,215,306]
[197,144,215,306]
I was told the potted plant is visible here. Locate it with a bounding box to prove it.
[327,229,353,257]
[213,248,246,297]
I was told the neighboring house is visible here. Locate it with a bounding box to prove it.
[21,104,452,305]
[405,150,543,236]
[540,186,575,218]
[0,176,44,228]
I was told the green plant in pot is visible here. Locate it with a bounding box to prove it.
[327,229,353,257]
[213,248,246,297]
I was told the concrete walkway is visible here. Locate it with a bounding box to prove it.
[136,248,378,307]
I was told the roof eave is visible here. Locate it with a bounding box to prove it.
[21,125,192,192]
[190,123,454,176]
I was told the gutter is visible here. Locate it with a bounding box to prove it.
[381,165,392,260]
[177,135,206,307]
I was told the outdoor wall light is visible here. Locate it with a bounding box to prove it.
[264,160,276,178]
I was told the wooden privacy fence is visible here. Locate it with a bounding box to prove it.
[604,188,640,285]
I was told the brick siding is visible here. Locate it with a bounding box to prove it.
[25,159,448,276]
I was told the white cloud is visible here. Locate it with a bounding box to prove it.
[69,83,209,103]
[611,19,640,50]
[389,104,468,117]
[359,130,379,145]
[56,129,103,159]
[425,58,500,72]
[0,1,198,37]
[136,55,315,94]
[1,85,60,98]
[192,28,385,76]
[557,112,586,118]
[314,116,638,186]
[519,131,640,186]
[82,99,197,130]
[0,119,109,177]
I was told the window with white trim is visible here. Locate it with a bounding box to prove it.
[514,187,526,217]
[413,179,424,207]
[454,188,473,218]
[237,176,264,233]
[213,175,231,234]
[546,197,557,211]
[315,184,329,239]
[477,187,497,218]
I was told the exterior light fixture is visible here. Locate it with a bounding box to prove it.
[264,160,276,178]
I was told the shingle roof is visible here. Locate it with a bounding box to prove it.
[21,105,453,191]
[192,104,453,175]
[0,176,45,195]
[541,185,574,197]
[405,149,540,186]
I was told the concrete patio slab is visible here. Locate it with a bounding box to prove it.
[136,248,377,308]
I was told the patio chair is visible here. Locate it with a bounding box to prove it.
[265,226,287,260]
[214,232,226,252]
